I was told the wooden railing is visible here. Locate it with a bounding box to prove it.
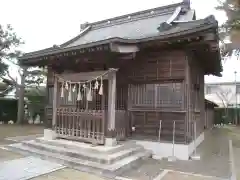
[55,107,105,144]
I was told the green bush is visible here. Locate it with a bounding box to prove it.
[0,98,18,123]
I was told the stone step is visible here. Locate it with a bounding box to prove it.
[35,138,140,155]
[22,140,143,165]
[6,143,151,178]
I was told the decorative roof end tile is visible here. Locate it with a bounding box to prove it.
[80,22,89,31]
[52,44,60,49]
[157,6,182,32]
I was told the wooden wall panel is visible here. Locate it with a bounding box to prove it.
[126,51,186,81]
[131,111,186,143]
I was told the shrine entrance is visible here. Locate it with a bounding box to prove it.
[52,68,128,145]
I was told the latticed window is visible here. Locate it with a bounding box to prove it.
[128,82,184,110]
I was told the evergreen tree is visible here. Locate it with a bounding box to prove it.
[216,0,240,57]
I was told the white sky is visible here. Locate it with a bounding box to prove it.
[0,0,238,83]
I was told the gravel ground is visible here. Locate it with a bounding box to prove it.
[120,127,231,180]
[119,160,164,180]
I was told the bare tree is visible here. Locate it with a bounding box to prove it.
[216,87,234,123]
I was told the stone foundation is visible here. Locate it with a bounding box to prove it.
[131,132,205,160]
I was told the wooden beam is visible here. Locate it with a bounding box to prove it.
[57,70,110,82]
[110,43,139,53]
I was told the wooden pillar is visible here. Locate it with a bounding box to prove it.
[185,54,191,144]
[52,74,58,129]
[44,73,58,140]
[105,68,117,146]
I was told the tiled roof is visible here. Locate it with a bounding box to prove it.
[63,10,195,48]
[19,0,218,61]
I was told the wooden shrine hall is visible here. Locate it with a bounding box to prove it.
[19,0,221,159]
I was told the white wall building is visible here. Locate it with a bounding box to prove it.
[205,82,240,108]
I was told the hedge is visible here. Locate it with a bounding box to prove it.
[214,107,240,125]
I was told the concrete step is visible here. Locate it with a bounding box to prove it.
[21,140,143,165]
[5,143,151,178]
[35,138,141,154]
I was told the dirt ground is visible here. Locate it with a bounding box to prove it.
[0,124,44,140]
[0,125,44,162]
[161,171,224,180]
[30,168,106,180]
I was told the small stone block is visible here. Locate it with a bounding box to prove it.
[152,155,163,160]
[44,129,56,140]
[105,138,117,147]
[191,155,201,160]
[167,156,177,162]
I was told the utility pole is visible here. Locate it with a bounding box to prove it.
[234,71,238,125]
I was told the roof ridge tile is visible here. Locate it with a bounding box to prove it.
[89,2,189,30]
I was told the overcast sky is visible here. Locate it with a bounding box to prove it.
[0,0,238,83]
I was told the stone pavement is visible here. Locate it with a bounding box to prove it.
[0,156,64,180]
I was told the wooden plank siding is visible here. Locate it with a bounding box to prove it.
[124,50,188,144]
